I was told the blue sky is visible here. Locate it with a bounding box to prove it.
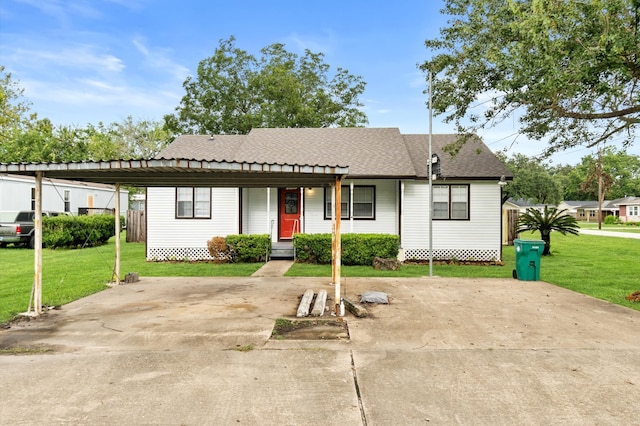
[0,0,632,165]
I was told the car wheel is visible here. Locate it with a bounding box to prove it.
[29,235,35,249]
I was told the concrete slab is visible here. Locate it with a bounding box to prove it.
[1,276,639,425]
[251,260,294,277]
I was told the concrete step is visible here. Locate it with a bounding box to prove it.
[271,242,294,259]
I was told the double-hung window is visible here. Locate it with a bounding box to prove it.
[63,190,71,212]
[324,186,375,219]
[176,188,211,219]
[433,184,469,220]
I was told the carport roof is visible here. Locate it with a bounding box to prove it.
[0,158,349,188]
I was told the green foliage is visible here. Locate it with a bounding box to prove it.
[341,234,399,266]
[500,153,563,204]
[42,215,122,248]
[225,234,271,263]
[558,147,640,200]
[164,36,368,136]
[516,206,580,255]
[293,233,333,264]
[421,0,639,155]
[293,233,399,265]
[604,215,621,225]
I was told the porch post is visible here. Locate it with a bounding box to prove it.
[266,187,271,239]
[334,176,342,316]
[31,171,43,316]
[113,183,121,284]
[299,187,304,233]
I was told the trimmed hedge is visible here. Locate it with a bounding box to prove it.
[42,215,123,249]
[294,233,399,265]
[225,234,271,263]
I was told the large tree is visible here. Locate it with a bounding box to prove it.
[164,36,368,135]
[0,66,35,145]
[421,0,639,156]
[559,147,640,199]
[500,153,563,204]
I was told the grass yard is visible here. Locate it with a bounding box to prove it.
[1,231,638,324]
[578,221,640,233]
[0,235,262,324]
[287,232,640,311]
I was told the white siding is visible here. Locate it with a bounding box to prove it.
[0,174,128,213]
[303,179,398,234]
[402,180,503,261]
[146,187,239,260]
[243,188,278,241]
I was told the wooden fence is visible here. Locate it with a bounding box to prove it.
[126,210,146,243]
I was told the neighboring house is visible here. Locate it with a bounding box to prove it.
[612,196,640,223]
[147,128,512,262]
[556,200,583,218]
[0,174,128,214]
[564,200,620,222]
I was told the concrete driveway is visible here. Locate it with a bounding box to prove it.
[1,276,639,425]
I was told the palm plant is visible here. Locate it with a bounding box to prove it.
[516,206,580,255]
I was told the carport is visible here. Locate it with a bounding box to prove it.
[0,158,349,316]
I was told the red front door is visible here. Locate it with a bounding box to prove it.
[279,188,301,240]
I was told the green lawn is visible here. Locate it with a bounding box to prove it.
[287,232,640,311]
[0,235,262,324]
[1,231,638,324]
[578,221,640,233]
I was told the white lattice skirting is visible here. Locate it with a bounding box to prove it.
[404,248,500,262]
[147,247,214,261]
[148,247,500,262]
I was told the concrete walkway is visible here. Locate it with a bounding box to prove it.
[251,260,294,277]
[580,229,640,239]
[1,276,639,425]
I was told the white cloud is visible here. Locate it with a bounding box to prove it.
[7,44,125,73]
[285,31,336,54]
[131,36,191,81]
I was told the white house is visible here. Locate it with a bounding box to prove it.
[146,128,512,262]
[0,174,128,215]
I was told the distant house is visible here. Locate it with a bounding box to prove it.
[146,128,512,262]
[561,200,621,222]
[612,196,640,223]
[0,174,128,214]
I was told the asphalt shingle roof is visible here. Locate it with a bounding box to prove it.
[157,128,511,179]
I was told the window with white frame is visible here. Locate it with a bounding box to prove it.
[64,190,70,212]
[630,205,639,216]
[324,186,375,219]
[433,184,469,220]
[176,187,211,219]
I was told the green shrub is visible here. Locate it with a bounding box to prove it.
[604,215,620,225]
[42,215,121,248]
[225,234,270,262]
[293,233,333,264]
[342,234,399,265]
[293,233,399,265]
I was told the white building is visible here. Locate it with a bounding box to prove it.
[0,174,128,214]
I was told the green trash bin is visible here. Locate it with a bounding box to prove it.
[513,239,545,281]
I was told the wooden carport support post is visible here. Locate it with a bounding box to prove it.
[332,176,342,316]
[28,171,43,316]
[113,183,121,284]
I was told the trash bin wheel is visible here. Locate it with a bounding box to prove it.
[512,269,518,279]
